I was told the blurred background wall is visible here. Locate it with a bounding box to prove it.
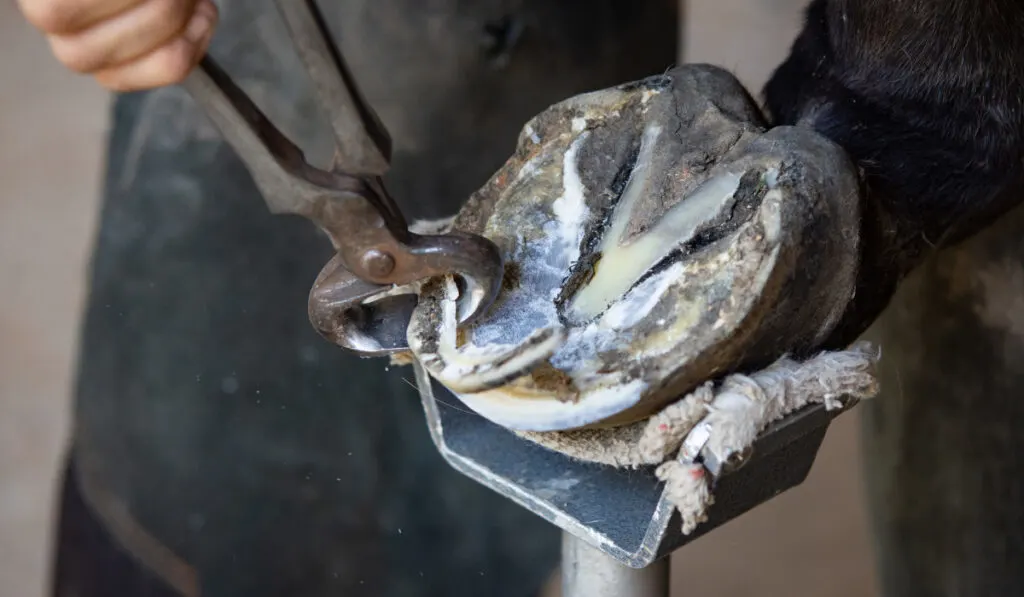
[0,0,878,595]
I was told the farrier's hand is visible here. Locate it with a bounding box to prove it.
[19,0,218,91]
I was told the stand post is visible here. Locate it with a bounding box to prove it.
[561,532,670,597]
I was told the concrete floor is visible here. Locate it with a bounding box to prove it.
[0,1,877,595]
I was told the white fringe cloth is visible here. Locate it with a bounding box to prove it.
[517,342,881,534]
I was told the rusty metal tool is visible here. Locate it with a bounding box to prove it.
[180,0,504,356]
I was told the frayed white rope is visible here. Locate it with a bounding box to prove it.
[519,341,882,535]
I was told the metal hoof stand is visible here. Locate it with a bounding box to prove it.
[414,363,854,597]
